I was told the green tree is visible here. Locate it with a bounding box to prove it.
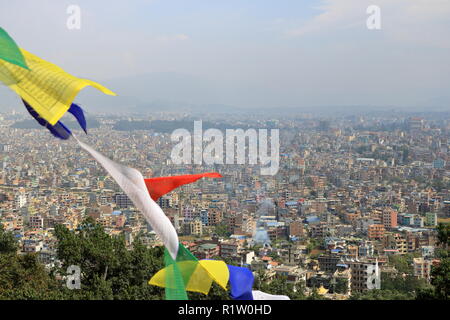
[389,254,415,274]
[0,224,17,254]
[351,289,414,300]
[214,223,231,238]
[332,278,349,294]
[381,273,430,293]
[188,282,231,300]
[436,223,449,249]
[292,280,307,300]
[0,254,64,299]
[54,217,165,299]
[429,258,450,299]
[0,228,62,300]
[416,222,450,300]
[307,238,320,254]
[253,271,306,300]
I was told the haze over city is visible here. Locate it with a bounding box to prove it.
[1,0,450,113]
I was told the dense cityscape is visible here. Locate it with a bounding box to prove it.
[0,110,449,300]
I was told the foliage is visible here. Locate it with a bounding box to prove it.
[428,258,450,300]
[350,289,415,300]
[53,217,165,299]
[332,278,349,294]
[0,227,62,300]
[253,271,306,300]
[0,224,18,254]
[1,216,448,300]
[388,253,416,274]
[307,238,320,253]
[381,273,430,293]
[436,223,449,248]
[0,253,64,300]
[416,223,450,300]
[214,223,231,238]
[188,282,231,300]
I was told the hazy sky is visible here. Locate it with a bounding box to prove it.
[1,0,450,109]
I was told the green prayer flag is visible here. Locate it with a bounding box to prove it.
[0,27,29,69]
[164,243,200,300]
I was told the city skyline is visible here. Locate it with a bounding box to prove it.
[0,111,448,300]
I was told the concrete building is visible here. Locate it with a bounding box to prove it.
[191,218,203,236]
[345,260,380,292]
[15,194,27,209]
[288,220,304,237]
[114,193,133,208]
[273,265,306,284]
[29,215,43,230]
[196,243,220,260]
[358,242,374,257]
[382,208,398,230]
[318,254,342,273]
[219,241,238,258]
[413,258,440,280]
[425,212,437,227]
[368,224,385,240]
[157,196,172,209]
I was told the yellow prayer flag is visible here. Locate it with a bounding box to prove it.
[149,261,213,294]
[0,49,116,125]
[186,262,214,294]
[198,260,229,291]
[149,260,229,295]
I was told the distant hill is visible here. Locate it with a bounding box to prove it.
[72,71,242,114]
[11,118,100,130]
[2,71,449,115]
[112,119,279,132]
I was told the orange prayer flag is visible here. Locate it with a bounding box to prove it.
[145,173,222,201]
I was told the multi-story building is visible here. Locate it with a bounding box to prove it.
[191,218,203,236]
[208,208,223,226]
[267,226,288,242]
[200,209,209,226]
[358,241,374,257]
[311,222,330,238]
[157,196,172,209]
[382,208,398,230]
[408,117,424,131]
[22,239,44,253]
[15,194,27,209]
[114,193,134,208]
[425,212,437,227]
[196,243,220,259]
[182,206,196,223]
[383,233,407,255]
[345,260,380,293]
[273,265,306,284]
[413,258,440,280]
[288,220,304,238]
[368,224,385,240]
[219,241,238,258]
[29,215,43,230]
[318,254,342,273]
